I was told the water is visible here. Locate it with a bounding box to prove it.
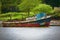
[0,26,60,40]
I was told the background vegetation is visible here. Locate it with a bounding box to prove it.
[0,0,60,21]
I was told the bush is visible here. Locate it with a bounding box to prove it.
[32,4,53,15]
[54,7,60,17]
[0,12,35,21]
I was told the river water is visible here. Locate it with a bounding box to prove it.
[0,26,60,40]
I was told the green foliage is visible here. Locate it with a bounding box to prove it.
[1,0,21,13]
[2,0,60,21]
[0,1,1,13]
[18,0,41,11]
[54,7,60,13]
[18,0,42,17]
[43,0,60,7]
[2,0,21,6]
[32,4,53,15]
[54,7,60,16]
[0,12,35,21]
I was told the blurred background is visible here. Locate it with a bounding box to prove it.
[0,0,60,21]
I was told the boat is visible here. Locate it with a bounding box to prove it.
[2,13,52,27]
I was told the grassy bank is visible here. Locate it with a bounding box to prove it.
[0,12,35,21]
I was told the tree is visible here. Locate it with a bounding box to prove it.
[18,0,42,17]
[54,7,60,17]
[43,0,60,7]
[1,0,21,13]
[32,4,53,15]
[0,1,1,14]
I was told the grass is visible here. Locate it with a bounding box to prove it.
[0,12,35,21]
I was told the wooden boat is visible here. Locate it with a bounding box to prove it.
[3,12,54,27]
[2,15,52,27]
